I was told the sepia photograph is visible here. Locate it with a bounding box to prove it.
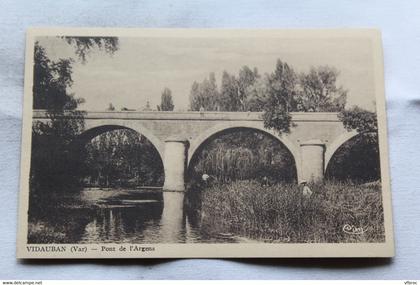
[17,28,394,258]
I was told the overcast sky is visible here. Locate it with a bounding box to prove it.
[37,35,376,111]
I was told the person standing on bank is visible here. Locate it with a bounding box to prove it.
[301,181,313,199]
[300,181,313,208]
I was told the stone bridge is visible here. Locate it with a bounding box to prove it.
[33,110,358,188]
[33,110,359,238]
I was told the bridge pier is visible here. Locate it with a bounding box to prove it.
[300,139,325,183]
[163,138,189,191]
[161,138,189,241]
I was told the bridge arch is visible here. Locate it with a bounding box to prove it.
[74,123,165,161]
[324,130,359,171]
[187,122,302,181]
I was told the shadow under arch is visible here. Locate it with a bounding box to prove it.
[69,124,165,187]
[187,126,299,183]
[324,130,359,171]
[71,124,165,162]
[324,131,380,182]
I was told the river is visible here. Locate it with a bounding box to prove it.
[28,187,252,244]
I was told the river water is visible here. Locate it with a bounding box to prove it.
[29,188,251,244]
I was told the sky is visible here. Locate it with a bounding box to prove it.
[37,35,376,111]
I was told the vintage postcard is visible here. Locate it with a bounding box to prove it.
[17,28,394,258]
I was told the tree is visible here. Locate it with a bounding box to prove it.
[326,106,380,182]
[31,43,86,195]
[297,66,347,112]
[33,43,82,110]
[63,37,119,63]
[218,66,260,111]
[219,71,239,111]
[260,60,298,134]
[160,88,174,111]
[260,62,349,135]
[107,103,115,111]
[189,73,220,111]
[338,106,378,144]
[243,76,269,111]
[237,66,260,110]
[30,37,119,196]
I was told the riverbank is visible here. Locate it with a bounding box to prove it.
[198,180,385,243]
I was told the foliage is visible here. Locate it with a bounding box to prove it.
[84,129,164,187]
[188,61,347,135]
[188,129,296,184]
[218,67,260,111]
[195,180,385,243]
[63,36,119,62]
[107,103,115,111]
[189,73,220,111]
[256,60,298,134]
[33,42,82,110]
[329,106,380,182]
[160,87,175,111]
[338,106,378,141]
[30,36,120,198]
[31,42,87,196]
[297,66,347,112]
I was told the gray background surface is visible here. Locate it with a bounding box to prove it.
[1,0,419,279]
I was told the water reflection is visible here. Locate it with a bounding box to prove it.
[28,188,248,244]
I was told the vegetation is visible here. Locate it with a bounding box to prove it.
[189,73,220,111]
[28,37,385,243]
[194,180,384,243]
[187,60,378,185]
[189,60,348,133]
[84,129,164,187]
[30,37,119,223]
[31,42,86,195]
[188,129,296,184]
[158,87,175,111]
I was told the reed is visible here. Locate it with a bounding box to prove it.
[198,180,385,243]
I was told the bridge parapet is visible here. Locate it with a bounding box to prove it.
[32,110,341,122]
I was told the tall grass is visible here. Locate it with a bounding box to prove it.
[197,180,385,243]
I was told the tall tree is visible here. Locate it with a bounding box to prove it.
[260,60,298,134]
[160,87,175,111]
[31,43,86,194]
[218,66,260,111]
[297,66,347,112]
[30,37,119,197]
[244,76,270,112]
[237,66,259,110]
[189,73,220,111]
[219,71,239,111]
